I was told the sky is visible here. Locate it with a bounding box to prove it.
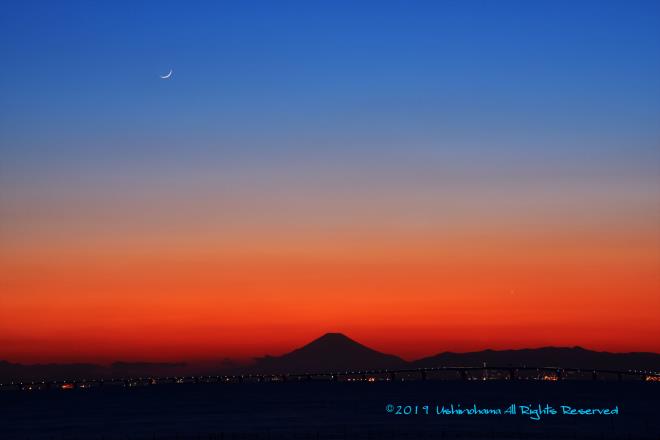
[1,0,659,363]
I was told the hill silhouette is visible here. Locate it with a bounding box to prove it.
[413,346,660,371]
[0,360,104,382]
[252,333,407,373]
[0,360,190,382]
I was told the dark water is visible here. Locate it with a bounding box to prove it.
[1,381,658,439]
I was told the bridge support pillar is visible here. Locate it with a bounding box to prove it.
[460,370,468,381]
[508,369,516,380]
[421,371,427,381]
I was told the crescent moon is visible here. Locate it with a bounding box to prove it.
[160,69,173,79]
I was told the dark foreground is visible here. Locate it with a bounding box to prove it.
[1,381,658,440]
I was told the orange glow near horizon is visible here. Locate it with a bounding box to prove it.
[2,215,659,364]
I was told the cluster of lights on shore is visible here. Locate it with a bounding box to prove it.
[2,366,659,392]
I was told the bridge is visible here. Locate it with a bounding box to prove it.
[2,365,659,391]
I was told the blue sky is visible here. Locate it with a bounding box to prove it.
[1,0,659,214]
[3,1,659,153]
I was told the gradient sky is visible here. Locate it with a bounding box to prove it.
[1,0,659,363]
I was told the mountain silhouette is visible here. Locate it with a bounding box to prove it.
[252,333,407,373]
[3,336,659,381]
[413,346,660,371]
[0,360,104,382]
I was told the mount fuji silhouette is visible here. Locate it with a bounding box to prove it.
[252,333,406,373]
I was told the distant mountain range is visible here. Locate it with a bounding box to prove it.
[2,333,659,381]
[412,346,660,371]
